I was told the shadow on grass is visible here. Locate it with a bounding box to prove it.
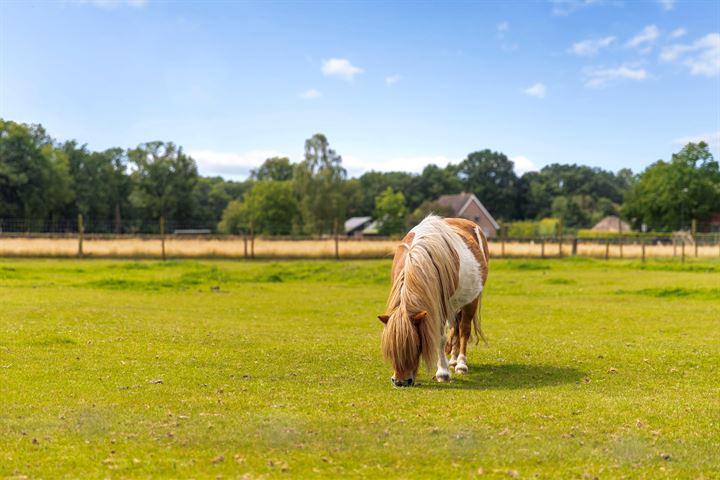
[420,363,585,390]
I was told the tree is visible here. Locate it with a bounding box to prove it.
[357,171,414,215]
[128,141,200,229]
[457,150,519,220]
[406,164,463,210]
[623,142,720,231]
[194,176,232,227]
[60,142,131,231]
[343,178,367,218]
[0,120,73,223]
[374,187,408,236]
[217,200,245,234]
[520,163,633,227]
[218,180,297,235]
[250,157,294,181]
[294,134,347,234]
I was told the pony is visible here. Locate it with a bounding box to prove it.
[378,215,489,387]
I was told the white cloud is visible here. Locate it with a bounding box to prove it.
[511,156,538,175]
[670,28,687,39]
[626,25,660,53]
[583,65,648,88]
[497,21,509,37]
[661,33,720,77]
[299,89,321,99]
[321,58,364,81]
[551,0,604,16]
[189,150,285,179]
[672,131,720,151]
[569,36,616,56]
[385,74,401,86]
[73,0,147,8]
[657,0,675,11]
[524,83,547,98]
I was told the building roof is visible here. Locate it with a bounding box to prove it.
[344,216,372,233]
[436,192,500,229]
[591,215,631,232]
[362,220,380,235]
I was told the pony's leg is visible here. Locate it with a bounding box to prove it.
[435,334,452,382]
[447,315,460,367]
[455,297,480,375]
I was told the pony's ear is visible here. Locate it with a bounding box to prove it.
[378,315,389,324]
[411,311,427,325]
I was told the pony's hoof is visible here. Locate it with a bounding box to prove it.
[435,373,451,383]
[455,364,468,374]
[448,357,458,367]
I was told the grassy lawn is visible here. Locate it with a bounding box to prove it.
[0,257,718,479]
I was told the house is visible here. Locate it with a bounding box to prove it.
[591,215,631,233]
[435,192,499,238]
[344,216,373,237]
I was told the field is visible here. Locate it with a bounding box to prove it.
[1,235,719,259]
[1,258,719,478]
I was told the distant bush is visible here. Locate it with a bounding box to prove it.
[576,229,672,238]
[506,218,560,238]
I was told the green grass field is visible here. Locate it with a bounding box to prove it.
[1,258,718,479]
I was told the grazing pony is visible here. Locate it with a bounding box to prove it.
[378,215,489,387]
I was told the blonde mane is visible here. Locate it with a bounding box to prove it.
[381,216,461,373]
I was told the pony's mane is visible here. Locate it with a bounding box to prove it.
[381,215,460,373]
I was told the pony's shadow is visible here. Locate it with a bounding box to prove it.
[420,363,585,390]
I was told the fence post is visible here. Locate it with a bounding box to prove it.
[572,237,578,256]
[77,214,84,258]
[605,238,610,260]
[619,235,623,259]
[250,221,255,259]
[681,240,685,264]
[334,218,340,260]
[641,237,646,263]
[501,222,506,258]
[673,237,677,257]
[541,238,545,259]
[243,231,248,258]
[557,220,563,258]
[692,219,698,257]
[160,215,166,261]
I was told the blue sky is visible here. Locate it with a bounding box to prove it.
[1,0,719,179]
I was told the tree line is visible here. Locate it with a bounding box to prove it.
[1,118,718,235]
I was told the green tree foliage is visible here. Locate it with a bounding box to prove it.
[294,134,347,234]
[520,163,631,228]
[0,120,73,222]
[623,142,720,231]
[458,150,519,220]
[357,171,414,215]
[406,164,463,210]
[61,142,132,231]
[374,187,408,236]
[217,200,245,234]
[342,178,367,218]
[218,180,297,235]
[127,141,200,227]
[3,118,711,236]
[250,157,294,181]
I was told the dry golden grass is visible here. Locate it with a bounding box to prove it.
[1,236,718,259]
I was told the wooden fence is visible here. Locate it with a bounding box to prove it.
[1,232,719,261]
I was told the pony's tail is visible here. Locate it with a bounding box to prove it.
[472,296,488,346]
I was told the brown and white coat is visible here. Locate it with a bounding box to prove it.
[379,215,489,387]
